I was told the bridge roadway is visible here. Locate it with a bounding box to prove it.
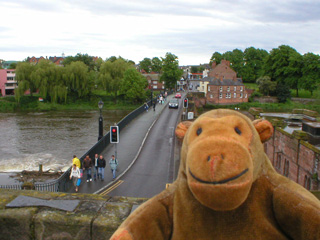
[72,93,185,197]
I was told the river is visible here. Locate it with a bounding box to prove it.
[0,110,131,173]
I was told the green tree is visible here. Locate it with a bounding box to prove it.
[139,58,152,73]
[15,62,36,101]
[99,58,131,101]
[65,61,93,98]
[160,53,183,90]
[151,57,162,73]
[276,82,291,103]
[209,52,222,65]
[264,45,302,96]
[63,53,96,71]
[256,76,277,96]
[9,62,17,69]
[191,66,199,73]
[223,49,244,77]
[120,68,148,102]
[300,53,320,96]
[31,60,68,103]
[242,47,268,83]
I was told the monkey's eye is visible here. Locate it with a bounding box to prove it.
[234,127,241,135]
[196,128,202,136]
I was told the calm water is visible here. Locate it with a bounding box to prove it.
[0,110,131,172]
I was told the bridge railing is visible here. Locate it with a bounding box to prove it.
[0,99,157,192]
[0,91,174,192]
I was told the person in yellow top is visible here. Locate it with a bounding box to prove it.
[72,155,81,169]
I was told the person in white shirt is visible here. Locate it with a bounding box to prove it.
[69,164,81,192]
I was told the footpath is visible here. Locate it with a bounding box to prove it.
[72,95,175,194]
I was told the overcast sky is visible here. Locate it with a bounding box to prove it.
[0,0,319,65]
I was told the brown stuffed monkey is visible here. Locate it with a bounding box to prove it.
[111,109,320,240]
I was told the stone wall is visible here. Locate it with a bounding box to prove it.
[0,189,147,240]
[265,127,320,191]
[0,187,319,240]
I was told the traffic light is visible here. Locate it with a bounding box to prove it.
[183,98,188,108]
[110,126,119,143]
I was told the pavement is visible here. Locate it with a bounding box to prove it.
[72,94,175,194]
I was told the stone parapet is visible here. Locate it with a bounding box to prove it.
[0,189,147,240]
[0,189,319,239]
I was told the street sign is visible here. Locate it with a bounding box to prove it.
[188,112,194,120]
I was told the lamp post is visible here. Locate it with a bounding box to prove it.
[98,100,104,141]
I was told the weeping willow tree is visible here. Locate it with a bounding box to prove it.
[65,61,94,98]
[99,58,131,101]
[32,60,68,103]
[15,62,36,102]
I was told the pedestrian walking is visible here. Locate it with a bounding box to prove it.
[72,154,82,177]
[97,154,106,181]
[72,155,81,169]
[144,102,149,112]
[70,164,81,192]
[160,96,163,104]
[153,102,156,111]
[93,153,99,180]
[109,155,118,180]
[83,155,93,182]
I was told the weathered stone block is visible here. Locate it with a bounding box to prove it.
[92,202,132,240]
[0,208,37,240]
[34,207,95,240]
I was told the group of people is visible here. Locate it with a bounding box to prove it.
[144,91,168,113]
[158,92,167,105]
[69,154,118,192]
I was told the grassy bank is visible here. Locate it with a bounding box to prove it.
[199,100,320,114]
[0,93,141,112]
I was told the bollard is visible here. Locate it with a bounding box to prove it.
[39,164,43,173]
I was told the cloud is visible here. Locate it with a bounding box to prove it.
[0,0,319,64]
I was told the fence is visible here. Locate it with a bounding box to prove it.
[0,98,156,192]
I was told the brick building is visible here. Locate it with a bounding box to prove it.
[202,60,249,104]
[265,127,320,190]
[142,73,164,91]
[0,69,17,96]
[27,55,65,66]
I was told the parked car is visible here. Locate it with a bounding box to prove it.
[175,93,182,98]
[168,99,179,109]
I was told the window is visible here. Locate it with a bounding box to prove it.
[219,86,223,92]
[227,86,230,92]
[245,94,247,98]
[277,154,282,169]
[234,93,236,98]
[240,93,243,98]
[225,93,228,98]
[234,86,236,91]
[240,86,243,92]
[284,160,289,177]
[219,93,222,98]
[208,86,210,91]
[304,175,311,190]
[153,86,157,89]
[210,94,213,99]
[153,81,157,84]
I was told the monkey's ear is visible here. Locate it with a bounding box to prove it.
[175,121,193,141]
[253,119,274,143]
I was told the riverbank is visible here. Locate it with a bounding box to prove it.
[0,94,141,112]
